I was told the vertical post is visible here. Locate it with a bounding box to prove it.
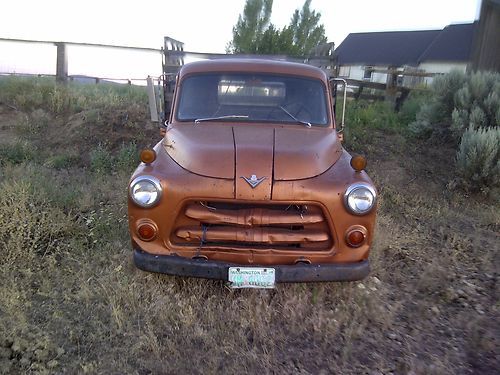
[385,67,398,109]
[147,76,159,123]
[55,42,68,84]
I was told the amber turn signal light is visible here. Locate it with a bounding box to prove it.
[140,148,156,164]
[350,155,367,172]
[346,227,367,248]
[137,222,157,241]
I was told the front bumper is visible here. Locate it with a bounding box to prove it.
[133,249,370,282]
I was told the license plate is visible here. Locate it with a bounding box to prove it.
[228,267,276,289]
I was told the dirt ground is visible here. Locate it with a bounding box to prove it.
[0,101,498,374]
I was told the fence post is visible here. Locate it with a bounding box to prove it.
[385,67,398,108]
[55,42,68,84]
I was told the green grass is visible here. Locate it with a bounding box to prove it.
[0,76,148,115]
[0,140,35,164]
[342,100,406,153]
[89,142,140,175]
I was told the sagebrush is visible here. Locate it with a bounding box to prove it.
[409,71,499,140]
[456,126,500,193]
[409,71,500,192]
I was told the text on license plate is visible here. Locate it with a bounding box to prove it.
[228,267,276,289]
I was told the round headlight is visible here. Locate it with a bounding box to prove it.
[344,183,376,215]
[129,176,162,208]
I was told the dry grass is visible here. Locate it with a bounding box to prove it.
[0,83,498,374]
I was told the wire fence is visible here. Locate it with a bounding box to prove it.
[0,38,164,85]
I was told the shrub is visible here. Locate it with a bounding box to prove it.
[451,72,500,140]
[398,90,432,127]
[410,71,500,141]
[432,70,467,118]
[409,70,467,138]
[408,102,441,138]
[456,126,500,193]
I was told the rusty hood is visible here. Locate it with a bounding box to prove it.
[163,124,342,183]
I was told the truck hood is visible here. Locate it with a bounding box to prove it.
[163,124,342,182]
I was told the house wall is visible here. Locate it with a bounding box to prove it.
[418,61,468,85]
[340,62,468,87]
[339,65,389,84]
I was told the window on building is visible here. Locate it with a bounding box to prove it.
[338,66,350,77]
[363,66,373,80]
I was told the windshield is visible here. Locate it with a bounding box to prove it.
[176,73,329,126]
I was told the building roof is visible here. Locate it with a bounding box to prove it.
[419,23,477,62]
[335,22,477,66]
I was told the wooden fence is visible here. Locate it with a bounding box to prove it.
[336,69,435,110]
[0,37,162,83]
[1,37,434,110]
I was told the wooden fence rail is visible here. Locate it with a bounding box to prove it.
[0,37,162,83]
[336,68,434,110]
[2,37,432,110]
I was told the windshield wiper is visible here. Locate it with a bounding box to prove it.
[194,115,249,124]
[278,106,311,128]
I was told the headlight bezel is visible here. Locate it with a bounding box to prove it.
[344,183,377,215]
[129,175,163,208]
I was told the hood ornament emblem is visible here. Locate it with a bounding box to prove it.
[241,174,266,188]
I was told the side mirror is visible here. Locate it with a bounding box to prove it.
[329,78,347,137]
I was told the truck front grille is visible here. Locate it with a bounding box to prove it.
[172,201,332,251]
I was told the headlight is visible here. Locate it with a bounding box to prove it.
[129,175,162,208]
[344,183,376,215]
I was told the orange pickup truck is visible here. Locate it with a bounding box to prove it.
[128,57,377,288]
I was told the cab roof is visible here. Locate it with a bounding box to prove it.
[178,58,329,82]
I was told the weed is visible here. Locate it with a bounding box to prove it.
[344,100,404,151]
[0,76,148,115]
[115,142,139,173]
[0,140,34,164]
[44,153,80,169]
[90,144,113,174]
[0,179,74,263]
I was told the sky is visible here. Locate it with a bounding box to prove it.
[0,0,482,78]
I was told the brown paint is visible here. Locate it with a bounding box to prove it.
[128,59,377,274]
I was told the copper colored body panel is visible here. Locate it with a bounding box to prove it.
[233,126,274,200]
[128,59,377,279]
[273,127,342,180]
[129,144,375,266]
[163,124,343,182]
[184,204,324,226]
[176,227,329,244]
[164,124,234,179]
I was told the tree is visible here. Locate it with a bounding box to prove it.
[227,0,328,56]
[287,0,328,55]
[226,0,273,54]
